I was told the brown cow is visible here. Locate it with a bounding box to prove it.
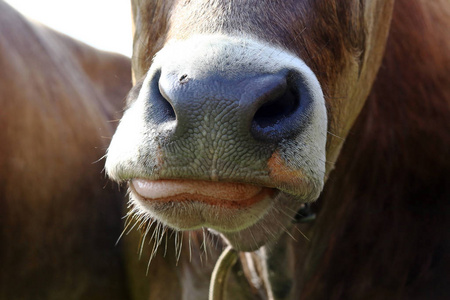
[106,0,450,299]
[0,1,132,299]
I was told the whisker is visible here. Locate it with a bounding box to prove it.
[276,206,313,242]
[115,215,133,246]
[248,227,259,250]
[214,232,222,251]
[175,231,184,265]
[138,225,148,258]
[327,131,345,140]
[293,225,311,242]
[202,227,208,262]
[146,223,167,274]
[164,229,169,257]
[276,206,298,222]
[92,154,107,164]
[188,231,192,263]
[276,220,297,242]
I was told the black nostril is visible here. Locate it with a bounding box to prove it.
[251,72,302,141]
[151,71,176,122]
[158,88,177,121]
[253,86,299,129]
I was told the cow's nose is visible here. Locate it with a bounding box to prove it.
[147,69,310,142]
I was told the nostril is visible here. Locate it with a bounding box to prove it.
[158,88,176,121]
[253,86,300,129]
[250,72,306,141]
[155,74,176,122]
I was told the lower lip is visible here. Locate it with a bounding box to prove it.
[130,179,274,208]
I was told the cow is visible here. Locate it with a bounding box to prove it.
[0,1,132,299]
[106,0,450,299]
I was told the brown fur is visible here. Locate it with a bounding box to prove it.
[301,1,450,298]
[125,0,450,299]
[0,1,132,299]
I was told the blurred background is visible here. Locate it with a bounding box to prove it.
[4,0,132,57]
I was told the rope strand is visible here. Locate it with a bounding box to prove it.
[208,246,239,300]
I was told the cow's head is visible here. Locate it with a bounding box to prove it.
[106,0,394,251]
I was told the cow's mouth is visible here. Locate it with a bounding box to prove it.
[130,179,274,209]
[128,178,278,233]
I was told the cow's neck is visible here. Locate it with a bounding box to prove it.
[167,228,306,300]
[244,235,298,300]
[215,225,312,300]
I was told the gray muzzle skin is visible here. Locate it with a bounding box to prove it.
[106,34,327,251]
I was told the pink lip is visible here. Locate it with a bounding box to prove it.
[131,179,273,208]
